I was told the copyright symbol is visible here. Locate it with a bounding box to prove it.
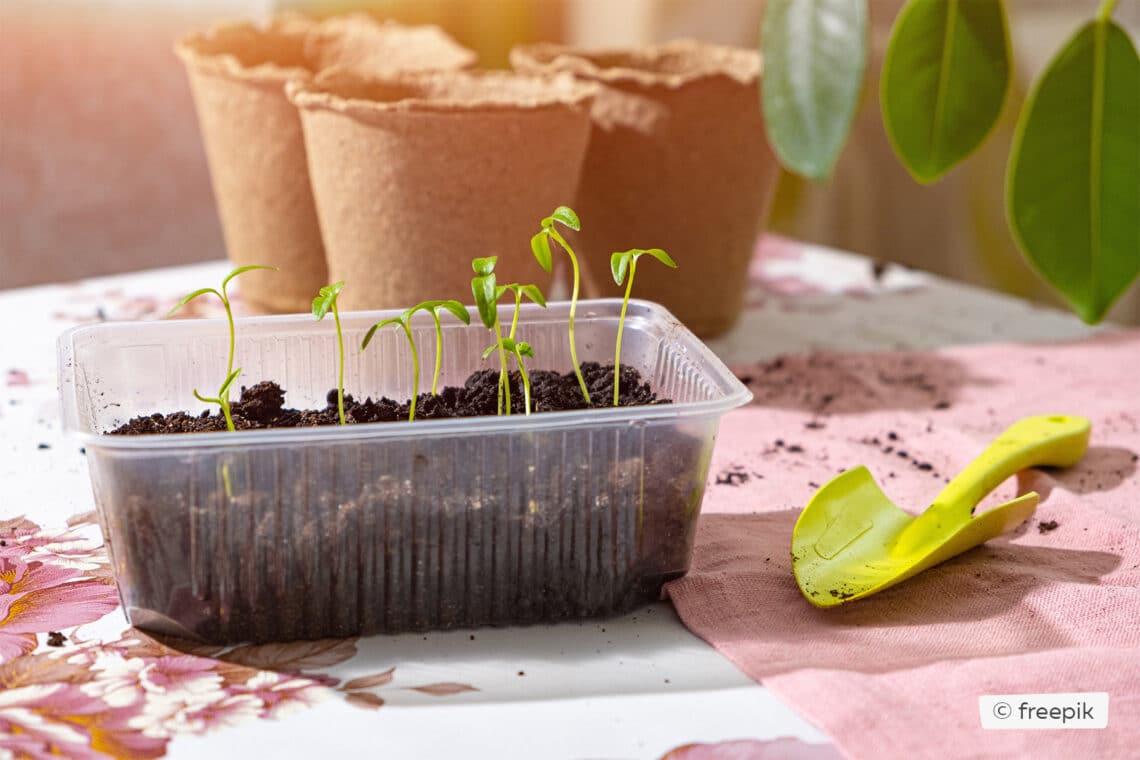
[993,702,1012,719]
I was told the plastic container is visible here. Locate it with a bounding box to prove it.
[58,299,750,643]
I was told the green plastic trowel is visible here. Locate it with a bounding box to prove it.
[792,415,1090,607]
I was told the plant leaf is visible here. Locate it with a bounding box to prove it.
[312,281,345,320]
[471,273,498,329]
[1007,18,1140,324]
[361,318,403,350]
[218,367,242,396]
[436,300,471,325]
[481,342,499,360]
[760,0,868,179]
[610,252,631,286]
[644,248,677,268]
[531,232,553,272]
[549,205,580,231]
[471,256,497,276]
[519,284,547,307]
[192,388,218,405]
[166,287,221,318]
[222,264,278,291]
[881,0,1011,184]
[516,341,535,358]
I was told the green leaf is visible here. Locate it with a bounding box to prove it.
[312,281,345,320]
[471,274,499,329]
[481,342,500,360]
[1007,18,1140,324]
[222,264,278,291]
[471,256,497,276]
[760,0,867,179]
[361,317,403,350]
[611,252,631,286]
[881,0,1011,184]
[218,367,242,396]
[192,388,219,405]
[519,284,547,307]
[436,300,471,324]
[166,287,222,318]
[549,205,580,231]
[531,232,553,273]
[515,341,535,359]
[643,248,677,268]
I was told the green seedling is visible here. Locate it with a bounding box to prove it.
[167,264,277,431]
[405,300,471,395]
[531,205,590,404]
[471,256,546,416]
[361,300,465,422]
[312,281,347,425]
[610,248,676,407]
[483,337,536,415]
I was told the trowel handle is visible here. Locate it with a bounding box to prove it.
[931,415,1090,516]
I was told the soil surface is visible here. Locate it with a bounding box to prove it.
[109,363,666,435]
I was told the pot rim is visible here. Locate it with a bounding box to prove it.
[174,15,314,85]
[510,39,760,90]
[287,69,598,118]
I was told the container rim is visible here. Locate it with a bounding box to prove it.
[58,298,752,450]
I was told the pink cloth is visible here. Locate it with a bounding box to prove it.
[666,330,1140,759]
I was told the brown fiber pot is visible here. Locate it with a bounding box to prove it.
[175,15,474,313]
[287,70,595,311]
[511,41,780,337]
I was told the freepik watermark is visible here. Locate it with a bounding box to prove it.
[979,693,1109,729]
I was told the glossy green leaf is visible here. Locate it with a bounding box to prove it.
[166,287,222,318]
[610,252,631,286]
[519,284,547,307]
[222,264,278,291]
[218,367,242,397]
[471,274,498,329]
[360,317,403,350]
[436,300,471,324]
[761,0,867,179]
[471,256,497,276]
[643,248,677,268]
[549,205,580,231]
[531,232,553,272]
[515,341,535,359]
[481,342,499,360]
[882,0,1011,184]
[1007,18,1140,324]
[312,281,345,320]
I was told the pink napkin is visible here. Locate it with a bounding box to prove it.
[666,331,1140,759]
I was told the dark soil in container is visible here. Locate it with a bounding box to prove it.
[97,364,707,644]
[110,363,664,434]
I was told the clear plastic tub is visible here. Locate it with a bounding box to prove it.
[58,299,750,643]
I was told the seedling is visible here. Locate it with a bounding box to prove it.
[610,248,677,407]
[405,300,471,395]
[472,257,546,416]
[312,281,347,425]
[531,205,590,404]
[483,337,536,415]
[167,264,277,431]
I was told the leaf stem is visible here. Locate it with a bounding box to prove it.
[1098,0,1118,21]
[549,228,591,404]
[509,289,522,340]
[431,312,444,396]
[493,317,511,416]
[515,348,532,415]
[333,301,345,425]
[614,258,636,407]
[401,321,419,423]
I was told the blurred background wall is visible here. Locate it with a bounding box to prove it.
[1,0,1137,322]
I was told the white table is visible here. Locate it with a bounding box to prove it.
[0,238,1099,759]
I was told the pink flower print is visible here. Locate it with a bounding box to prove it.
[173,693,262,734]
[1,556,120,663]
[0,520,108,574]
[235,671,332,719]
[0,682,168,760]
[139,656,223,700]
